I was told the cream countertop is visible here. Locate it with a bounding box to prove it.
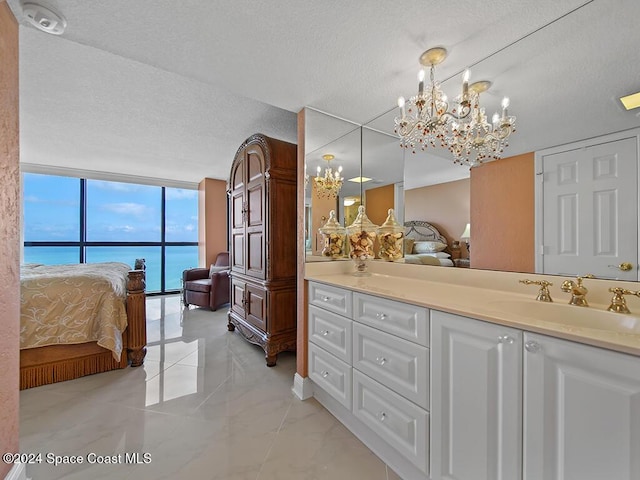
[305,261,640,357]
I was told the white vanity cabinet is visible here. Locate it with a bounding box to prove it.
[523,333,640,480]
[307,282,430,480]
[430,310,523,480]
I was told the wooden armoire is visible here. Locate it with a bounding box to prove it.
[227,133,297,366]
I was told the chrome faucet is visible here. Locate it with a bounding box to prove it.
[560,274,594,307]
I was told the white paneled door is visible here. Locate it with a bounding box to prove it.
[523,333,640,480]
[430,311,523,480]
[539,135,638,280]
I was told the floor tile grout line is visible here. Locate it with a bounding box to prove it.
[254,396,295,480]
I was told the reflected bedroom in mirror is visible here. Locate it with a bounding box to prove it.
[304,0,640,282]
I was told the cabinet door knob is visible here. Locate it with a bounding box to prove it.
[498,335,515,344]
[376,312,387,320]
[525,340,541,353]
[321,330,330,336]
[322,296,330,302]
[375,356,387,366]
[378,412,387,422]
[321,370,330,378]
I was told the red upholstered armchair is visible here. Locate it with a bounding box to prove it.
[182,252,230,311]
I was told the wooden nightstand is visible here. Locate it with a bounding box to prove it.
[454,258,470,268]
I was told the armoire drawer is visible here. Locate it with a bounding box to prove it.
[353,292,429,346]
[308,282,353,317]
[308,304,352,363]
[353,322,429,410]
[353,370,429,474]
[308,342,352,410]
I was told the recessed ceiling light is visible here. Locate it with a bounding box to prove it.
[620,91,640,110]
[347,176,372,183]
[22,3,67,35]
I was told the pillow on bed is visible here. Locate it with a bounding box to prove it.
[421,252,451,259]
[413,240,447,253]
[209,265,227,277]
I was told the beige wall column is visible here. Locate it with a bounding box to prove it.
[0,1,20,477]
[198,178,228,267]
[296,109,307,378]
[470,152,535,272]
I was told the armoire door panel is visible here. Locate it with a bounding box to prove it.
[247,184,264,227]
[246,284,266,332]
[246,231,264,278]
[246,148,264,184]
[231,232,244,270]
[230,279,245,318]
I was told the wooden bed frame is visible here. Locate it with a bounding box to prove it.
[19,269,147,390]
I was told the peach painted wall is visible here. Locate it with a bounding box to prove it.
[404,178,471,256]
[198,178,228,267]
[470,153,535,272]
[364,184,395,226]
[0,2,20,476]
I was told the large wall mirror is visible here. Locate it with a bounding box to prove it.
[305,0,640,280]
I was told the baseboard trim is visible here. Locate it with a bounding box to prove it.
[291,373,313,400]
[4,462,27,480]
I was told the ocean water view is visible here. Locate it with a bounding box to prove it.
[23,245,199,292]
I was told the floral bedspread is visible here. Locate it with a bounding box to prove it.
[20,262,131,361]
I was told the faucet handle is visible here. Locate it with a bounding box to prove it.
[520,279,553,302]
[607,287,640,314]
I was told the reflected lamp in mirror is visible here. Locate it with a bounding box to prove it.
[314,154,344,198]
[461,223,471,254]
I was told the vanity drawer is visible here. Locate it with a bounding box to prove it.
[308,342,352,410]
[308,304,352,363]
[309,282,353,317]
[353,292,429,346]
[353,322,429,410]
[353,369,429,474]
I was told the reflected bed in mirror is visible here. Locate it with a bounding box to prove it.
[403,221,454,267]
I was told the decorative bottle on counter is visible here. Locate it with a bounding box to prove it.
[346,205,378,275]
[319,210,347,259]
[377,209,404,261]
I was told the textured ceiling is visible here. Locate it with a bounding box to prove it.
[9,0,640,186]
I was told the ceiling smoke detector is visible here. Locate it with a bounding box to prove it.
[22,3,67,35]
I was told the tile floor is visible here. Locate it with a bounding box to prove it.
[20,295,402,480]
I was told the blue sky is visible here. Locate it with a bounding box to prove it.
[23,174,198,243]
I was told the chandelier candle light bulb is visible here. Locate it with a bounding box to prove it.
[398,96,406,118]
[418,69,425,94]
[501,97,510,121]
[462,69,470,101]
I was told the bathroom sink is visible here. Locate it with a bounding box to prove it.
[487,300,640,334]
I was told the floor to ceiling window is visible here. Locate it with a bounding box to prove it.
[23,173,199,294]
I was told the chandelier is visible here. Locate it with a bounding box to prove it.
[446,81,516,166]
[394,47,472,153]
[314,154,344,198]
[395,47,516,166]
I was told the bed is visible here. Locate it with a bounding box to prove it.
[403,220,455,267]
[19,262,147,389]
